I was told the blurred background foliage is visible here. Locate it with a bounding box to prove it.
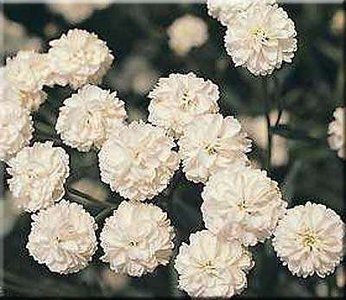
[0,1,344,298]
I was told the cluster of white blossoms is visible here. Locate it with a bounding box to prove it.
[7,142,70,213]
[167,14,208,56]
[179,113,251,183]
[47,29,114,89]
[1,28,113,160]
[201,166,287,246]
[148,72,219,137]
[328,107,345,159]
[26,200,98,274]
[56,85,126,152]
[4,50,49,111]
[174,230,254,297]
[0,76,33,161]
[207,0,277,27]
[98,121,179,201]
[273,202,345,278]
[100,201,175,277]
[1,5,344,296]
[207,1,298,76]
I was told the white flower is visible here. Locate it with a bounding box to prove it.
[201,165,287,246]
[98,121,179,201]
[7,142,70,213]
[207,0,276,27]
[48,2,110,24]
[167,14,208,56]
[273,202,345,278]
[328,107,345,159]
[47,29,114,89]
[0,76,33,161]
[4,50,50,111]
[56,85,126,152]
[100,201,175,277]
[179,113,251,184]
[224,4,297,76]
[174,230,254,297]
[27,200,98,274]
[148,72,219,137]
[240,111,290,167]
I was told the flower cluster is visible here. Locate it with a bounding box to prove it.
[273,202,344,278]
[47,29,114,89]
[179,113,251,183]
[167,14,208,56]
[201,165,287,246]
[1,4,344,297]
[175,230,254,297]
[207,0,277,27]
[4,50,49,111]
[98,121,179,201]
[1,28,113,161]
[26,200,98,274]
[100,201,175,277]
[148,72,220,137]
[56,84,126,152]
[0,76,33,161]
[207,1,298,76]
[7,142,70,212]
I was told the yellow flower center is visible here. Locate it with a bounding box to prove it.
[198,260,217,275]
[251,27,269,43]
[180,91,195,110]
[299,230,319,249]
[205,144,217,155]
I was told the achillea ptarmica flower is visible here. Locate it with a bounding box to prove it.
[273,202,345,278]
[7,141,70,213]
[207,0,276,27]
[27,200,97,274]
[224,4,297,76]
[47,29,114,89]
[167,14,208,56]
[98,121,179,201]
[328,107,345,159]
[174,230,254,297]
[0,80,33,161]
[100,201,175,277]
[56,85,127,152]
[4,50,49,111]
[201,165,287,246]
[148,72,219,137]
[178,113,251,184]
